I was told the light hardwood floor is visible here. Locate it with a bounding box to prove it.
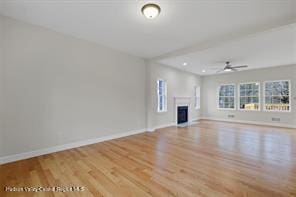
[1,120,296,197]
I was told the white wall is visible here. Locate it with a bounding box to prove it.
[146,62,202,130]
[0,16,4,156]
[0,15,147,157]
[201,65,296,127]
[1,14,295,161]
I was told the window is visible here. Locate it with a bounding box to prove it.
[157,79,167,112]
[239,82,260,110]
[195,86,200,109]
[218,84,235,109]
[264,80,291,112]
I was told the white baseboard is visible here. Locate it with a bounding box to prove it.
[200,117,296,129]
[147,118,202,132]
[191,117,202,122]
[0,128,146,165]
[147,122,176,132]
[2,117,292,165]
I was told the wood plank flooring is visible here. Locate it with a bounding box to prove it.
[1,120,296,197]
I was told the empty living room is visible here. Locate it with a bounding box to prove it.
[0,0,296,196]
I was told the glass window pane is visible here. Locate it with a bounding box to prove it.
[240,89,245,96]
[229,86,234,96]
[254,89,259,96]
[246,89,252,96]
[219,97,223,104]
[225,86,229,93]
[272,96,281,104]
[281,96,289,104]
[253,97,259,103]
[229,97,234,103]
[265,97,272,104]
[224,102,229,108]
[230,103,234,108]
[219,87,225,96]
[265,82,272,90]
[240,97,246,104]
[240,84,244,91]
[265,89,272,96]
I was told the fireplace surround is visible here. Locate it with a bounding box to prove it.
[174,97,191,125]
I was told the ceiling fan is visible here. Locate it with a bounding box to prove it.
[217,61,248,73]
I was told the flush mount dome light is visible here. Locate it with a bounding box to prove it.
[141,3,161,19]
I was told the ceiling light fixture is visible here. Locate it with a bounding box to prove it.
[202,69,206,73]
[224,68,232,72]
[141,3,161,19]
[183,62,187,66]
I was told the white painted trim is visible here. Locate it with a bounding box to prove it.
[0,128,146,165]
[147,122,176,132]
[200,117,296,129]
[156,122,176,129]
[2,116,293,165]
[147,118,202,132]
[173,96,191,99]
[191,117,202,122]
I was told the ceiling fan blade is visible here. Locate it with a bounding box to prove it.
[231,65,248,68]
[209,67,222,70]
[216,69,225,73]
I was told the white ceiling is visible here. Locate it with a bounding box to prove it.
[159,24,296,75]
[0,0,296,59]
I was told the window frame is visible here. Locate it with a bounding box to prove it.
[217,84,236,110]
[263,80,291,113]
[238,82,261,111]
[194,86,201,110]
[157,79,167,113]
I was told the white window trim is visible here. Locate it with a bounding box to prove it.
[238,82,261,111]
[217,84,236,110]
[263,79,291,113]
[157,79,167,113]
[195,86,201,110]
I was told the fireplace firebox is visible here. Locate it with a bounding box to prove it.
[177,106,188,124]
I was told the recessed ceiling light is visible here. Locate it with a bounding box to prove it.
[183,62,187,66]
[141,3,161,19]
[202,69,206,73]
